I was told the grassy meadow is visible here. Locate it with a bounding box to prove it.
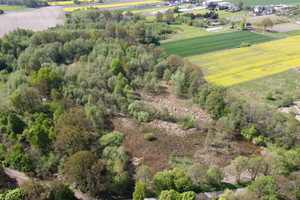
[0,5,27,11]
[161,31,274,57]
[231,69,300,107]
[284,29,300,36]
[190,35,300,86]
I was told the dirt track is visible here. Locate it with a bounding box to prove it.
[0,6,64,37]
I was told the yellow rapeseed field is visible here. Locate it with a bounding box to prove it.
[48,0,93,5]
[62,0,163,12]
[190,35,300,86]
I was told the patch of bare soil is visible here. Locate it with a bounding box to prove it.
[269,23,300,32]
[0,6,64,37]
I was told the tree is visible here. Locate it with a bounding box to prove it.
[240,17,246,30]
[174,7,179,13]
[110,59,125,76]
[237,0,243,10]
[10,87,41,113]
[100,131,124,147]
[173,169,193,192]
[247,155,267,181]
[261,18,273,30]
[165,9,174,24]
[154,170,175,191]
[7,113,26,134]
[86,159,109,196]
[134,165,153,187]
[225,156,248,184]
[0,164,5,187]
[156,11,163,22]
[247,176,278,199]
[64,151,96,190]
[47,181,76,200]
[158,189,181,200]
[187,163,206,187]
[206,165,223,186]
[133,182,147,200]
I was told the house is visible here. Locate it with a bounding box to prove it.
[204,17,213,21]
[296,67,300,72]
[229,3,238,11]
[254,5,263,15]
[245,23,252,28]
[181,0,190,3]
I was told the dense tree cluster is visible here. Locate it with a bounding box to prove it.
[0,0,48,7]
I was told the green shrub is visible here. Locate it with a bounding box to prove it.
[179,115,196,130]
[100,131,124,147]
[237,42,251,48]
[181,191,196,200]
[144,133,155,141]
[280,95,293,107]
[158,189,181,200]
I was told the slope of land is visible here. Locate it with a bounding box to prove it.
[0,6,64,37]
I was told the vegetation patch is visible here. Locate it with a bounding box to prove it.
[0,5,27,11]
[231,69,300,107]
[284,29,300,36]
[228,0,300,6]
[161,31,274,57]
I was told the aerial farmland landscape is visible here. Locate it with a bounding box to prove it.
[0,0,300,200]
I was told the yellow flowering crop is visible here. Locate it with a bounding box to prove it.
[62,0,163,12]
[48,0,93,6]
[190,36,300,86]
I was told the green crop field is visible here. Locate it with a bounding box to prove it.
[228,0,300,6]
[0,5,27,11]
[284,29,300,36]
[160,31,275,57]
[231,69,300,107]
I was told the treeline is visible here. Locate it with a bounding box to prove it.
[0,0,48,8]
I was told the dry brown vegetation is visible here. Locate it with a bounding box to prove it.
[113,85,260,174]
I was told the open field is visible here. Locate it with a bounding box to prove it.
[269,23,300,33]
[63,0,162,12]
[190,36,300,86]
[228,0,300,6]
[161,24,234,41]
[284,29,300,36]
[147,9,246,21]
[231,69,300,107]
[0,5,28,11]
[160,31,274,57]
[0,6,64,37]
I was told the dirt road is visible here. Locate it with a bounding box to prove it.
[0,6,64,37]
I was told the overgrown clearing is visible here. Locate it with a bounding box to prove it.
[231,69,300,107]
[190,36,300,86]
[113,90,259,173]
[160,31,274,57]
[227,0,300,6]
[0,5,27,11]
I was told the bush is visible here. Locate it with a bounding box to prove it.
[237,42,251,48]
[280,95,293,107]
[158,189,181,200]
[100,131,124,147]
[144,133,155,141]
[178,115,196,130]
[0,10,4,15]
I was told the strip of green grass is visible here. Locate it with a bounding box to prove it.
[231,69,300,108]
[284,29,300,36]
[228,0,300,6]
[160,31,275,57]
[0,5,28,11]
